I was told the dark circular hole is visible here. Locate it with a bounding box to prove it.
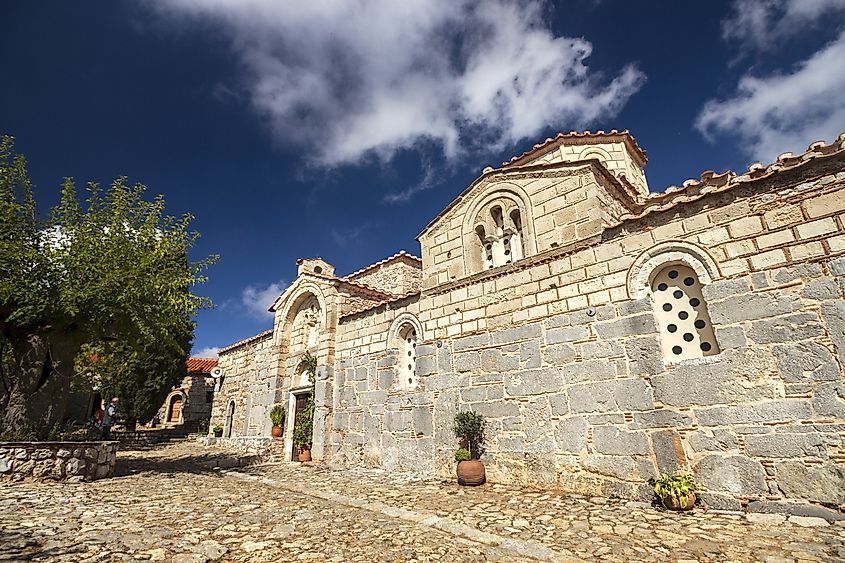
[690,298,701,307]
[668,324,677,333]
[672,346,683,355]
[408,378,413,384]
[407,351,412,356]
[679,311,689,320]
[695,319,706,329]
[668,270,679,279]
[663,303,672,312]
[700,342,712,352]
[673,290,683,299]
[657,283,668,291]
[504,249,510,255]
[684,277,695,286]
[683,333,694,342]
[486,245,492,250]
[407,364,412,370]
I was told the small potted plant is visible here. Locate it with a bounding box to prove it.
[270,405,285,438]
[212,424,223,438]
[654,471,702,511]
[453,411,486,486]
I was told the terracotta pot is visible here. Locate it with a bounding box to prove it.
[213,429,223,438]
[299,448,312,462]
[661,493,696,511]
[271,425,283,438]
[456,460,485,486]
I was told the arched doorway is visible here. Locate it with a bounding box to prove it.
[167,394,183,424]
[225,401,235,438]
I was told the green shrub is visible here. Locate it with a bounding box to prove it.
[453,411,485,459]
[454,448,470,462]
[212,424,223,434]
[654,471,702,502]
[293,352,316,450]
[270,405,286,427]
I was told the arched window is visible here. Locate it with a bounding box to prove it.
[471,198,526,271]
[397,324,418,390]
[651,264,719,361]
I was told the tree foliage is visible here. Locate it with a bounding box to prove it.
[292,352,316,450]
[0,135,215,435]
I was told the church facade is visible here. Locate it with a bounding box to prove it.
[210,130,845,511]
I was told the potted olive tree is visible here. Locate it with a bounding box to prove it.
[654,471,702,511]
[453,411,485,486]
[212,424,223,438]
[270,405,285,438]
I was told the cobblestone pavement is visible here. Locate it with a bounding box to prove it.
[1,443,844,562]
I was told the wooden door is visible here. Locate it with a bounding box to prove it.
[168,396,183,423]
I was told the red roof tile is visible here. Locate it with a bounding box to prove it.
[187,357,218,373]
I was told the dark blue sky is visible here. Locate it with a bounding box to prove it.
[3,1,843,356]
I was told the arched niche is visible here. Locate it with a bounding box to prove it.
[626,241,720,300]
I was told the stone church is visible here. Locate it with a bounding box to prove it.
[210,129,845,512]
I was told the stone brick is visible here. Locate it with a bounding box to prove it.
[554,416,587,453]
[773,341,840,383]
[480,349,520,372]
[744,433,827,458]
[801,278,841,301]
[583,455,636,480]
[561,359,617,383]
[821,301,845,366]
[775,461,845,505]
[492,323,542,345]
[546,326,589,344]
[542,343,576,365]
[470,400,520,419]
[568,379,653,413]
[519,341,541,368]
[454,352,480,372]
[630,409,693,429]
[452,333,490,351]
[764,205,803,229]
[694,400,813,426]
[624,336,663,376]
[714,325,746,350]
[772,262,823,283]
[616,298,650,317]
[411,407,433,437]
[812,382,845,418]
[592,426,649,455]
[686,429,738,453]
[804,190,845,218]
[504,368,564,397]
[580,340,623,360]
[416,355,437,377]
[756,229,795,249]
[651,430,687,475]
[593,313,656,340]
[749,249,787,269]
[694,455,767,496]
[701,277,751,302]
[729,216,764,237]
[747,312,824,344]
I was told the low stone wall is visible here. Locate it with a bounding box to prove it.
[197,436,273,456]
[0,441,118,482]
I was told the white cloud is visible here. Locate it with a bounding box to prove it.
[696,29,845,163]
[151,0,645,171]
[722,0,845,52]
[241,280,287,320]
[194,346,220,358]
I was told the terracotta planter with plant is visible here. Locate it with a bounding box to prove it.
[453,411,486,486]
[270,405,285,438]
[654,471,702,511]
[292,352,316,462]
[212,425,223,438]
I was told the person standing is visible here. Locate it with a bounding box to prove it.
[101,397,118,439]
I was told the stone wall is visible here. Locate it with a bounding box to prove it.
[347,257,422,296]
[0,441,118,482]
[156,374,215,425]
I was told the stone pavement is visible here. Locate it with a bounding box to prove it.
[0,443,843,562]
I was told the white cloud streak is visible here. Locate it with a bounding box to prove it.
[722,0,845,52]
[193,346,220,358]
[241,280,287,320]
[151,1,645,170]
[697,2,845,162]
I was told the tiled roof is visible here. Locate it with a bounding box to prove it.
[342,250,422,281]
[340,289,422,319]
[218,329,274,355]
[503,129,648,168]
[613,133,845,225]
[187,357,218,373]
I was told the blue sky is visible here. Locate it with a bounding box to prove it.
[3,1,844,357]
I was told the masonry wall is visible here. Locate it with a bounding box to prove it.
[156,374,214,424]
[328,163,845,511]
[212,334,278,437]
[346,258,422,295]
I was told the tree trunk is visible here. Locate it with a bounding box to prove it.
[2,327,83,437]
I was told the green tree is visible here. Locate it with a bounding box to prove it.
[0,135,215,436]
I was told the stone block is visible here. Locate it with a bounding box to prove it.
[773,341,839,383]
[492,323,541,345]
[822,301,845,366]
[775,461,845,505]
[568,379,653,413]
[0,456,11,473]
[416,355,437,377]
[519,341,541,368]
[830,256,845,276]
[543,343,576,365]
[624,336,663,376]
[694,455,767,496]
[592,426,649,455]
[747,500,845,522]
[630,409,692,429]
[580,340,623,360]
[452,333,490,351]
[554,416,588,453]
[801,278,841,301]
[714,325,746,349]
[469,400,520,419]
[651,430,688,475]
[701,278,751,302]
[561,359,617,383]
[459,386,486,402]
[411,407,433,437]
[548,393,569,415]
[694,400,813,426]
[813,382,845,418]
[744,433,826,458]
[437,346,451,373]
[616,298,651,317]
[480,349,519,372]
[504,368,564,396]
[583,455,636,480]
[546,326,589,344]
[773,262,824,283]
[415,344,435,358]
[383,411,410,433]
[700,492,742,511]
[747,313,825,344]
[708,293,800,325]
[454,351,480,372]
[594,313,656,340]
